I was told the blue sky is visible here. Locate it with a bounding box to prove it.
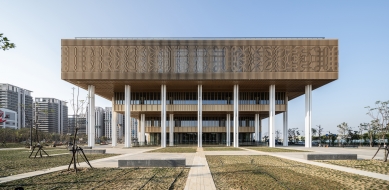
[1,0,388,135]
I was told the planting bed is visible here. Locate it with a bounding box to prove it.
[147,147,197,153]
[319,159,389,175]
[203,147,243,151]
[0,149,117,177]
[247,147,309,152]
[207,155,389,189]
[0,167,189,190]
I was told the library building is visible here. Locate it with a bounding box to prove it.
[61,37,338,148]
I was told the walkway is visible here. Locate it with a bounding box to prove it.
[240,147,389,181]
[184,148,216,190]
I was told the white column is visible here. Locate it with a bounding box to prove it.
[124,85,132,147]
[305,85,312,148]
[161,85,166,148]
[283,96,289,146]
[259,116,262,141]
[233,84,239,147]
[88,85,95,148]
[269,85,275,147]
[169,114,174,146]
[255,114,260,142]
[197,85,202,148]
[111,99,117,147]
[141,114,145,145]
[226,114,230,146]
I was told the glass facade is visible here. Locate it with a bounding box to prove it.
[144,116,254,128]
[114,91,285,105]
[148,132,253,145]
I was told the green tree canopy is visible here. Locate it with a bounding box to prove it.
[0,33,16,51]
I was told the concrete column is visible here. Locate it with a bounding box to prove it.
[269,85,275,147]
[161,85,166,148]
[283,96,289,146]
[259,116,262,142]
[169,114,174,146]
[226,114,230,146]
[88,85,95,148]
[141,114,145,145]
[233,84,239,147]
[198,85,202,147]
[111,99,117,147]
[305,85,312,148]
[255,114,260,142]
[124,85,132,147]
[118,119,123,141]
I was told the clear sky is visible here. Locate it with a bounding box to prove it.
[1,0,388,135]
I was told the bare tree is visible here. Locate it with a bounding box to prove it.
[288,128,300,143]
[316,125,324,143]
[275,130,281,143]
[337,122,350,146]
[358,124,366,146]
[366,101,389,161]
[70,87,87,136]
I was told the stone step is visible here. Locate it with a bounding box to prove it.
[304,154,357,160]
[118,158,186,167]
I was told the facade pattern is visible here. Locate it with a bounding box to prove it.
[62,45,338,73]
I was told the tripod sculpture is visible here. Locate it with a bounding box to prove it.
[29,124,49,158]
[68,127,92,172]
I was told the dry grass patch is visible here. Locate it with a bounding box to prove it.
[147,147,197,153]
[319,159,389,175]
[206,155,389,189]
[0,167,189,190]
[0,149,117,177]
[203,147,243,151]
[247,147,309,152]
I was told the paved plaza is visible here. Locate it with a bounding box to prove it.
[1,145,388,189]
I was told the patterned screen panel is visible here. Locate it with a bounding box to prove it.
[61,39,338,80]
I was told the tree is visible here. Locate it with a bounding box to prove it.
[337,122,350,146]
[275,130,282,143]
[316,125,324,143]
[361,121,379,147]
[358,124,366,146]
[366,101,389,161]
[0,33,16,51]
[288,128,300,143]
[312,128,317,136]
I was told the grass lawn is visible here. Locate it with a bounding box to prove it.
[0,167,189,190]
[0,149,118,177]
[0,143,28,148]
[147,147,197,153]
[319,159,389,175]
[203,147,243,151]
[206,155,389,189]
[247,147,310,152]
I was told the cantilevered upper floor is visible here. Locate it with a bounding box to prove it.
[61,38,338,101]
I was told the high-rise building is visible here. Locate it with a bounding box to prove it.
[0,108,17,129]
[103,107,137,140]
[86,107,105,138]
[0,83,33,129]
[34,98,68,133]
[68,114,87,134]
